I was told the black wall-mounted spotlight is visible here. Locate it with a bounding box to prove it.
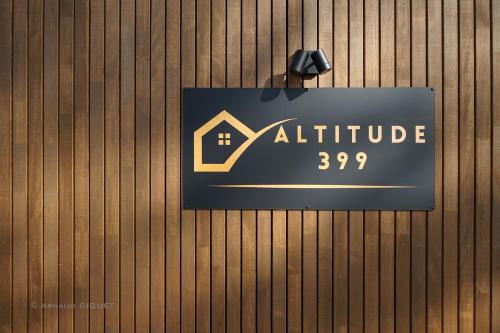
[290,49,332,75]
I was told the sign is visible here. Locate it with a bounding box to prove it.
[182,88,435,210]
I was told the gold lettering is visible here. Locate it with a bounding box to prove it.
[334,125,340,143]
[415,125,426,143]
[297,125,307,143]
[347,125,360,143]
[314,125,327,143]
[391,125,406,143]
[274,125,289,143]
[368,125,382,143]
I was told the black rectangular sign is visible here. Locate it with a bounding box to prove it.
[182,88,435,210]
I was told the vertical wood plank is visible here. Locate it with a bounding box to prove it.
[474,0,492,331]
[492,0,500,330]
[317,211,332,332]
[43,0,59,330]
[135,0,151,330]
[272,211,286,333]
[0,0,12,331]
[395,212,410,333]
[395,0,411,332]
[150,0,166,330]
[443,0,459,331]
[226,211,241,333]
[196,209,211,333]
[211,210,226,333]
[166,0,182,330]
[226,0,241,330]
[181,210,196,333]
[286,0,302,331]
[27,0,44,332]
[287,211,302,333]
[242,210,257,333]
[317,1,333,331]
[379,2,395,332]
[458,0,475,331]
[74,0,90,331]
[348,1,364,331]
[364,210,379,333]
[86,0,106,328]
[241,0,256,331]
[302,211,317,332]
[211,0,226,329]
[242,0,256,87]
[104,0,120,331]
[257,211,272,333]
[301,1,318,331]
[12,0,28,330]
[333,0,349,331]
[256,0,272,331]
[89,0,105,331]
[180,0,196,330]
[411,0,427,332]
[120,0,136,330]
[333,211,348,333]
[364,0,380,331]
[427,0,444,330]
[271,2,287,331]
[379,212,395,333]
[59,0,75,330]
[195,0,211,330]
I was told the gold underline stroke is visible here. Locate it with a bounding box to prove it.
[210,184,416,189]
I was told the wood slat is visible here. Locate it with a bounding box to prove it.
[43,0,59,331]
[74,0,90,331]
[12,1,28,331]
[211,0,226,329]
[317,1,333,331]
[395,1,411,332]
[271,2,287,332]
[27,0,44,329]
[150,0,166,331]
[411,0,427,332]
[364,1,380,332]
[458,0,475,331]
[242,210,257,332]
[226,0,241,331]
[333,1,349,330]
[474,0,492,332]
[443,0,460,331]
[166,0,182,330]
[492,0,500,330]
[302,1,318,332]
[89,0,105,331]
[135,0,151,330]
[348,1,364,332]
[180,0,196,331]
[104,0,120,331]
[256,1,272,331]
[427,0,444,330]
[0,1,12,331]
[379,0,396,326]
[59,0,75,331]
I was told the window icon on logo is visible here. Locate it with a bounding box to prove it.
[218,133,231,146]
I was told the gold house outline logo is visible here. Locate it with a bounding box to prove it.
[193,110,295,172]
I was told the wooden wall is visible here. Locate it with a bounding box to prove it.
[0,0,499,332]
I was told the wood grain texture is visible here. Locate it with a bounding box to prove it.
[0,1,12,332]
[27,0,43,331]
[0,0,497,332]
